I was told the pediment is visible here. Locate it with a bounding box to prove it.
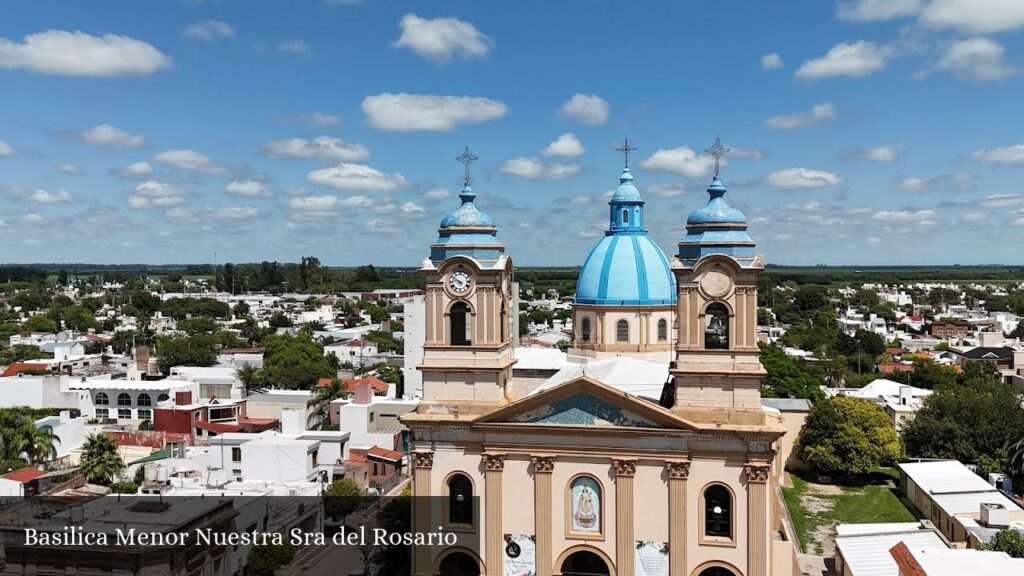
[474,376,694,431]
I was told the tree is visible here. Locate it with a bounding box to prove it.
[793,285,829,312]
[985,529,1024,558]
[1010,434,1024,493]
[247,542,296,576]
[79,433,124,485]
[269,311,293,328]
[908,359,957,390]
[23,315,57,333]
[232,301,250,318]
[236,363,266,397]
[240,316,263,345]
[15,422,60,465]
[155,335,218,374]
[177,316,218,335]
[902,363,1024,465]
[759,343,824,400]
[796,396,902,479]
[307,378,347,429]
[261,334,335,390]
[324,477,364,523]
[61,305,99,331]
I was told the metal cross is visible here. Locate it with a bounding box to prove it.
[616,137,637,168]
[705,136,730,178]
[456,146,479,185]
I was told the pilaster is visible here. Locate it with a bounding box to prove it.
[412,450,434,576]
[483,452,506,576]
[532,455,555,576]
[745,462,772,576]
[665,460,691,576]
[614,459,638,576]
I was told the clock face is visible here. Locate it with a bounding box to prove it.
[449,271,471,293]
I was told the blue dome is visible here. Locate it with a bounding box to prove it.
[440,185,495,228]
[574,167,676,306]
[685,178,747,225]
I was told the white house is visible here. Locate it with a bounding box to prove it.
[324,338,380,367]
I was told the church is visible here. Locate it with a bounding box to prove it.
[402,141,800,576]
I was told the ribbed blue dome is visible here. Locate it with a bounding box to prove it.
[686,178,747,225]
[574,167,676,306]
[440,185,495,228]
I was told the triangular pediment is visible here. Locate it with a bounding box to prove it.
[473,376,694,431]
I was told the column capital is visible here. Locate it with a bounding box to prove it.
[665,460,691,480]
[483,452,506,472]
[531,455,555,473]
[744,462,771,484]
[612,458,638,477]
[412,450,434,469]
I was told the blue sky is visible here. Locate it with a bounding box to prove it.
[1,0,1024,266]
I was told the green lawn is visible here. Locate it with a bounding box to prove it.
[781,468,916,555]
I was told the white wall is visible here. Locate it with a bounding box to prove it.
[402,296,425,399]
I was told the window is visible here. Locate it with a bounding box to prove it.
[450,302,472,346]
[698,568,737,576]
[96,408,108,419]
[622,209,629,224]
[117,408,131,420]
[703,484,733,539]
[704,303,730,350]
[500,302,507,342]
[658,318,668,341]
[137,393,151,407]
[158,394,170,403]
[581,318,591,342]
[616,319,629,342]
[231,447,241,462]
[95,392,109,406]
[137,409,151,421]
[448,473,474,525]
[311,449,318,467]
[117,392,132,406]
[568,475,602,535]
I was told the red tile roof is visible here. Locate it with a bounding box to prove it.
[1,362,49,377]
[878,363,915,374]
[889,542,928,576]
[367,446,404,462]
[194,420,245,433]
[342,376,389,394]
[1,468,47,483]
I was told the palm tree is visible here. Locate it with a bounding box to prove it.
[79,433,124,486]
[1009,434,1024,488]
[240,316,262,346]
[15,422,60,465]
[236,363,266,397]
[307,378,347,430]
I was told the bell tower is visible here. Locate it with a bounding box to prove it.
[670,138,767,424]
[418,147,515,407]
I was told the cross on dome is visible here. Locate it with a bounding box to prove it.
[456,146,479,185]
[705,136,730,178]
[616,137,636,168]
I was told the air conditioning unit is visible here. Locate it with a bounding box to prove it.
[981,502,1011,528]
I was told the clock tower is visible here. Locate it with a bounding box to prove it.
[418,148,516,408]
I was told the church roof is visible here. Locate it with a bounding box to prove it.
[430,156,505,264]
[575,167,676,306]
[678,173,758,266]
[686,178,747,225]
[439,184,496,228]
[533,356,669,401]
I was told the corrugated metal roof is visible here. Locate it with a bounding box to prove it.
[836,530,948,576]
[760,398,812,412]
[931,490,1021,515]
[899,460,995,494]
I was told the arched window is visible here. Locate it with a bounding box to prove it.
[698,568,737,576]
[616,319,629,342]
[450,302,472,346]
[157,394,170,403]
[622,209,629,224]
[657,318,668,341]
[117,393,132,407]
[136,393,152,407]
[95,392,109,406]
[581,318,591,342]
[704,303,730,350]
[447,473,473,525]
[703,484,733,539]
[438,552,480,576]
[561,550,610,576]
[500,302,507,342]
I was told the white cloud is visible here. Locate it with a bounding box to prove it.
[225,180,271,198]
[128,181,187,209]
[854,145,898,162]
[153,149,226,175]
[972,144,1024,164]
[276,40,310,54]
[729,146,765,160]
[837,0,923,21]
[362,93,508,132]
[394,13,492,63]
[213,206,259,220]
[765,168,842,188]
[979,193,1024,208]
[761,53,784,70]
[639,146,717,178]
[0,141,14,156]
[872,209,937,222]
[0,30,171,76]
[81,123,145,148]
[938,39,1017,81]
[765,103,836,129]
[540,133,585,158]
[262,136,370,162]
[896,172,974,192]
[423,187,450,200]
[401,201,426,215]
[499,157,581,180]
[557,93,610,125]
[921,0,1024,34]
[288,194,393,220]
[57,163,81,176]
[307,163,407,191]
[312,112,340,126]
[646,184,687,198]
[28,188,72,204]
[795,41,888,79]
[182,20,235,42]
[117,161,152,179]
[964,212,986,221]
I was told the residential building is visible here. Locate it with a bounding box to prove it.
[889,542,1024,575]
[834,521,950,576]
